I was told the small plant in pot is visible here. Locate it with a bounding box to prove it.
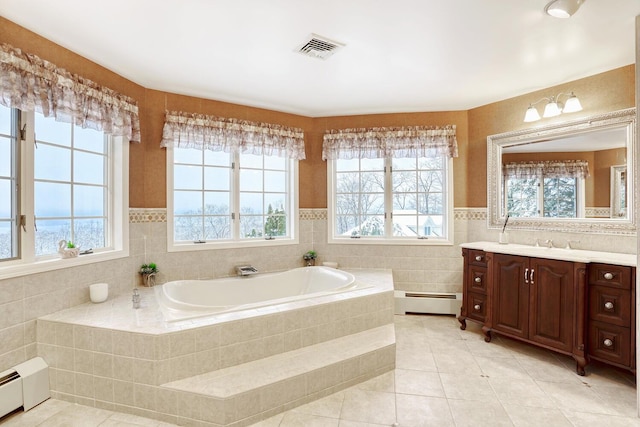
[58,239,79,258]
[139,262,158,287]
[303,250,317,266]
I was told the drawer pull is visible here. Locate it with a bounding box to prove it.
[604,301,614,310]
[603,338,614,347]
[473,304,481,311]
[603,272,614,280]
[474,277,481,283]
[475,255,482,262]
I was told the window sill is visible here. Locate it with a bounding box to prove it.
[327,237,454,246]
[0,249,130,281]
[168,237,300,252]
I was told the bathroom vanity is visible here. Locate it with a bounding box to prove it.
[458,242,636,376]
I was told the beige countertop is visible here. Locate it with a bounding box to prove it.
[461,241,637,267]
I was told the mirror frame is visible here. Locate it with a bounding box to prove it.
[487,108,636,235]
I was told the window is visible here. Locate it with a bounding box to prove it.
[0,105,129,275]
[504,160,588,218]
[329,154,453,244]
[506,175,583,218]
[167,146,298,250]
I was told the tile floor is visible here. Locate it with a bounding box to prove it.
[2,314,638,426]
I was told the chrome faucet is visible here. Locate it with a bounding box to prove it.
[132,288,141,309]
[535,238,553,248]
[236,265,258,276]
[565,240,580,249]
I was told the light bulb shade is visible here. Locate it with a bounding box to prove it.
[524,106,541,122]
[545,0,583,18]
[562,95,583,113]
[543,101,562,118]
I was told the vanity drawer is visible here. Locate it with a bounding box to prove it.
[589,285,631,327]
[466,292,487,323]
[468,250,488,267]
[468,266,488,294]
[588,264,631,289]
[588,321,632,367]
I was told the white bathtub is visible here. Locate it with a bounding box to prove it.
[155,266,368,322]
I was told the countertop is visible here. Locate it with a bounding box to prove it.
[461,241,637,267]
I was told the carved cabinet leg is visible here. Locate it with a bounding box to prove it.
[458,316,467,330]
[482,326,492,342]
[573,356,587,376]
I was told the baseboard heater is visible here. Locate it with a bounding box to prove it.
[394,290,462,315]
[0,357,50,419]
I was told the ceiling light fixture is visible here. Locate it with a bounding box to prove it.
[544,0,584,18]
[523,92,583,122]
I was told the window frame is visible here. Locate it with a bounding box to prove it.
[166,145,299,252]
[0,108,129,280]
[327,155,454,246]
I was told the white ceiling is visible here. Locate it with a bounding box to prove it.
[2,0,639,117]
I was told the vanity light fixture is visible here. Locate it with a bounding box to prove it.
[544,0,584,19]
[523,92,583,122]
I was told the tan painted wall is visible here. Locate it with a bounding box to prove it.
[1,17,634,209]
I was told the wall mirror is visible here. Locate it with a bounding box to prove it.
[487,108,636,234]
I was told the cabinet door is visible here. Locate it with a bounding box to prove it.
[529,258,574,352]
[493,254,529,339]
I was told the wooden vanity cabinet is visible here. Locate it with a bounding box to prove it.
[459,248,588,375]
[587,263,636,371]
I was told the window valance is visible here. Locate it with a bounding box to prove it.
[0,43,140,142]
[322,125,457,160]
[161,111,306,160]
[503,160,590,180]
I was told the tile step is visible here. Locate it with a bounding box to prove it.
[161,323,395,399]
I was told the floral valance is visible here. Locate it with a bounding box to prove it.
[503,160,590,180]
[0,43,140,142]
[160,111,306,160]
[322,125,457,160]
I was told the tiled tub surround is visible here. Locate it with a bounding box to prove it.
[35,269,395,426]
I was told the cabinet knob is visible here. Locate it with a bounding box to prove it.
[474,277,481,283]
[603,338,614,347]
[603,272,614,280]
[475,255,482,262]
[473,304,481,311]
[604,301,614,310]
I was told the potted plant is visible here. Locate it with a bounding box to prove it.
[303,250,317,266]
[57,239,80,258]
[140,262,158,287]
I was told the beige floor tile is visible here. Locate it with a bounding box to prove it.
[337,421,388,427]
[292,392,345,418]
[562,410,640,427]
[536,380,619,415]
[394,368,444,397]
[439,372,499,402]
[590,383,639,417]
[448,399,514,427]
[433,351,482,375]
[250,413,285,426]
[395,346,438,371]
[501,404,572,427]
[475,355,530,379]
[489,377,556,408]
[339,388,396,425]
[395,394,454,426]
[279,412,340,426]
[1,399,73,426]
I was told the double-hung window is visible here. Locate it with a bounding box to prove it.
[325,125,457,245]
[163,111,304,251]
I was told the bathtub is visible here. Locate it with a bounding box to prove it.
[155,266,369,321]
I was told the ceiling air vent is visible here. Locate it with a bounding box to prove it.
[296,34,345,60]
